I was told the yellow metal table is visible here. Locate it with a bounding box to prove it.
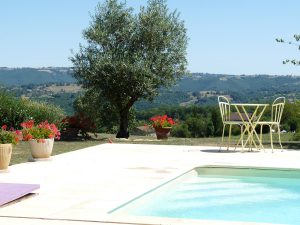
[231,103,269,151]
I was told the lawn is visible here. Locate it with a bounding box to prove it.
[10,132,298,166]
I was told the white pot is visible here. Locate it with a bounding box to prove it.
[29,138,54,159]
[0,144,12,170]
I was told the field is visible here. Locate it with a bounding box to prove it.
[44,84,81,93]
[10,133,298,165]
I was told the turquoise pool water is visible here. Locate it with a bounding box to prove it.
[111,167,300,224]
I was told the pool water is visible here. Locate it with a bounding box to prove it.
[111,167,300,224]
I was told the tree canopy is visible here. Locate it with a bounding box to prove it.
[276,34,300,65]
[71,0,188,138]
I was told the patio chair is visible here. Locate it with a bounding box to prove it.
[257,97,285,152]
[218,96,244,151]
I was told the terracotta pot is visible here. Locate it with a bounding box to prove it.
[0,143,12,170]
[154,127,172,140]
[29,138,54,159]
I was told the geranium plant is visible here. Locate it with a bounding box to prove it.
[21,120,60,142]
[0,125,21,145]
[150,115,175,128]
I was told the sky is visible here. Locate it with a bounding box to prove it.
[0,0,299,75]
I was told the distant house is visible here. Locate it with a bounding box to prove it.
[230,112,252,121]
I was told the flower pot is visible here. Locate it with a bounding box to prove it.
[29,138,54,159]
[0,144,12,170]
[154,127,172,140]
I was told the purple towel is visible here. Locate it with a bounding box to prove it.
[0,183,40,206]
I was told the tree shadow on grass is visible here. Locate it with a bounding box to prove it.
[285,142,300,150]
[199,149,240,153]
[58,134,108,142]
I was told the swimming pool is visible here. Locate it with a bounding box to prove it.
[111,167,300,224]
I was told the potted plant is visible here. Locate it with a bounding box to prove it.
[21,120,60,159]
[60,113,96,140]
[150,115,175,139]
[0,125,21,170]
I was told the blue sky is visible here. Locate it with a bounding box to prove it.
[0,0,299,75]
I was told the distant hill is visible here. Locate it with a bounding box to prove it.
[1,67,300,112]
[1,67,299,92]
[0,67,75,86]
[174,73,300,92]
[136,73,300,109]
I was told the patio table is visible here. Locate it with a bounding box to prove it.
[231,103,269,152]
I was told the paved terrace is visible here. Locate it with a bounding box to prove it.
[1,143,300,225]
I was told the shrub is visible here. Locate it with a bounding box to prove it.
[23,99,65,126]
[171,124,191,138]
[0,92,28,129]
[61,113,96,139]
[0,92,65,129]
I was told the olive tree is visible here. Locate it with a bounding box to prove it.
[276,34,300,65]
[71,0,188,138]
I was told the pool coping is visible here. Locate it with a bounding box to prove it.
[1,143,299,225]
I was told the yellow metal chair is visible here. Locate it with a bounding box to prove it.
[218,96,244,150]
[258,97,285,152]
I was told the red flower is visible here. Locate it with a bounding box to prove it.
[1,124,7,130]
[149,115,175,128]
[21,120,60,141]
[21,120,34,129]
[24,133,33,141]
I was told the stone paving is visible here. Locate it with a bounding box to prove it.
[0,143,299,225]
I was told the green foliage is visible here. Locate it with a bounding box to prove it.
[71,0,188,138]
[171,124,191,138]
[185,116,208,138]
[293,132,300,141]
[31,92,78,115]
[0,92,28,129]
[23,99,65,126]
[280,101,300,133]
[73,91,119,132]
[0,92,65,129]
[137,101,300,138]
[0,128,19,145]
[276,34,300,65]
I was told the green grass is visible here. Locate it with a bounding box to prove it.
[10,132,299,166]
[11,137,108,165]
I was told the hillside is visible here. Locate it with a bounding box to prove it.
[0,67,75,86]
[135,73,300,109]
[175,73,300,92]
[1,68,300,113]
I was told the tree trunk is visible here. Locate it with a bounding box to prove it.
[116,109,130,138]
